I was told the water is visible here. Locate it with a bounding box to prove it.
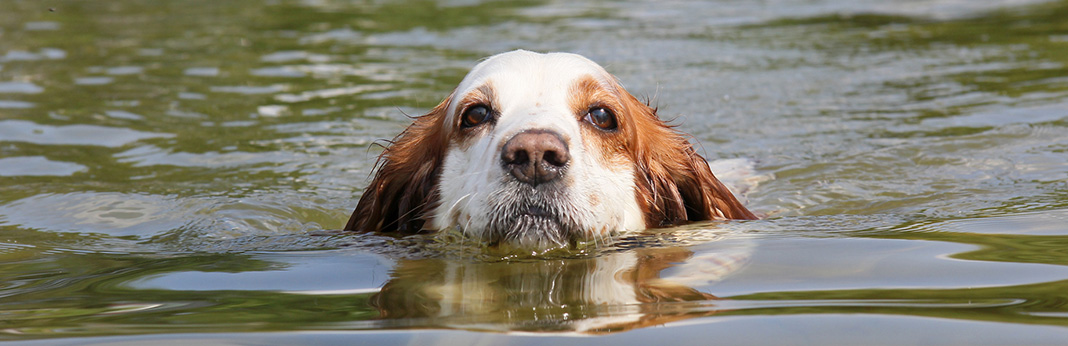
[2,0,1068,344]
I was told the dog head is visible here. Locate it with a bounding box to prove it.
[345,50,755,249]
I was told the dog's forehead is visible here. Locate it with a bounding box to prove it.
[453,50,614,102]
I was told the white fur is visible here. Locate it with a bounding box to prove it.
[429,50,644,245]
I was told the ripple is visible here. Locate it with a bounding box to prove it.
[74,77,114,85]
[274,84,391,103]
[0,242,35,256]
[106,66,144,75]
[0,100,34,109]
[921,103,1068,128]
[24,21,60,31]
[183,67,219,77]
[299,27,363,45]
[0,120,174,147]
[249,66,306,78]
[257,105,288,117]
[0,48,65,62]
[177,92,206,100]
[0,192,330,241]
[0,193,196,237]
[115,145,297,168]
[0,156,87,177]
[164,109,207,118]
[716,298,1025,311]
[903,209,1068,236]
[210,85,286,94]
[104,110,145,120]
[0,82,44,94]
[260,51,330,63]
[123,251,392,293]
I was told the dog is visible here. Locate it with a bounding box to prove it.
[344,50,756,249]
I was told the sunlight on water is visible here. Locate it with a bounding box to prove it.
[1,0,1068,344]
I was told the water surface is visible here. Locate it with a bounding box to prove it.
[2,0,1068,344]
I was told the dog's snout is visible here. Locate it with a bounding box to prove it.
[501,129,569,185]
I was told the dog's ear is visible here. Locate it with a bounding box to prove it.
[624,93,757,227]
[344,99,450,234]
[674,146,758,221]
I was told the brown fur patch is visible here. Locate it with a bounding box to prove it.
[343,98,451,234]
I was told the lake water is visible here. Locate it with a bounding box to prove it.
[2,0,1068,344]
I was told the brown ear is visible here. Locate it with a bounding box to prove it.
[343,100,450,234]
[677,147,758,220]
[624,94,757,227]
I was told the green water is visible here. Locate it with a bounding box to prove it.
[2,0,1068,344]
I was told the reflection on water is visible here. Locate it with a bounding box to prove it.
[372,245,745,333]
[2,0,1068,343]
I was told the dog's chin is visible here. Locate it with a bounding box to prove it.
[485,204,575,250]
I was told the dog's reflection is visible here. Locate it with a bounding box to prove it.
[371,246,749,333]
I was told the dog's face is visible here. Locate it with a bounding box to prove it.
[430,51,645,248]
[345,50,755,250]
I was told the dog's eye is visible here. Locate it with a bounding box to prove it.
[585,107,617,131]
[461,105,491,128]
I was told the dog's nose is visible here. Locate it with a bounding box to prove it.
[501,129,570,185]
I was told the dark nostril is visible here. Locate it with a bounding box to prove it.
[542,150,566,167]
[500,129,570,185]
[505,147,530,166]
